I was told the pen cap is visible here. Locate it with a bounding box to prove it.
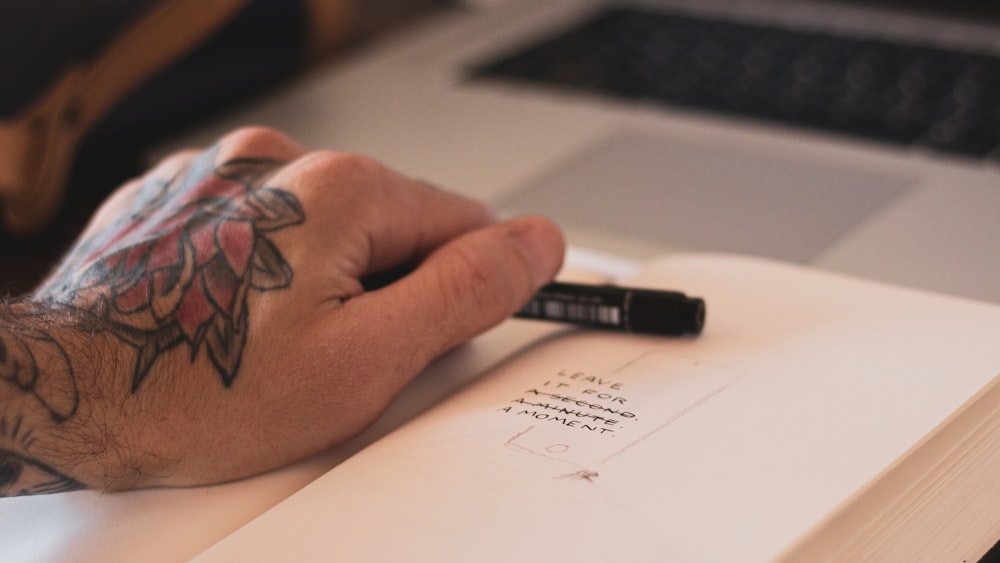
[627,289,706,335]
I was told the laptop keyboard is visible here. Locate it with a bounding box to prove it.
[469,7,1000,159]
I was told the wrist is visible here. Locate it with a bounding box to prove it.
[0,299,134,493]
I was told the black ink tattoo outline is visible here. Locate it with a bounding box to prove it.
[0,416,86,496]
[0,308,79,423]
[36,146,304,392]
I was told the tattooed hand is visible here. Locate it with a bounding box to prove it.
[0,127,564,494]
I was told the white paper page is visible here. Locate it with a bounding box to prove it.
[193,253,1000,562]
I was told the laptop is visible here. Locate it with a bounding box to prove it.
[164,0,1000,303]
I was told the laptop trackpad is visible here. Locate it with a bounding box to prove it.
[498,134,912,262]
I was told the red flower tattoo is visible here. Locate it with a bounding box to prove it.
[38,147,304,390]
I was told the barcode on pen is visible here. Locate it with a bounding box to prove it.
[534,300,621,326]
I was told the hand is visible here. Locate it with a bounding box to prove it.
[1,126,564,493]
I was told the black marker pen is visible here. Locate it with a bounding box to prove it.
[515,281,705,336]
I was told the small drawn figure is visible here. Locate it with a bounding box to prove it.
[558,469,599,483]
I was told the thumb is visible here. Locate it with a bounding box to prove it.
[340,215,565,391]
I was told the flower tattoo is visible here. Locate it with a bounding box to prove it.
[37,147,304,391]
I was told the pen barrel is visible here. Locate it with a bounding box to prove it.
[515,282,705,336]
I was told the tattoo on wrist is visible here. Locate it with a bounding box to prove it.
[1,416,85,496]
[1,305,88,495]
[37,145,304,391]
[0,146,303,496]
[0,308,79,423]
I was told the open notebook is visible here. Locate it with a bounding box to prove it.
[193,252,1000,562]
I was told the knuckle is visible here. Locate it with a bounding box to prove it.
[217,126,303,159]
[287,151,385,204]
[158,149,201,170]
[221,124,288,145]
[295,151,379,182]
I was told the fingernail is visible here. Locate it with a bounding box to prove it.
[505,216,566,289]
